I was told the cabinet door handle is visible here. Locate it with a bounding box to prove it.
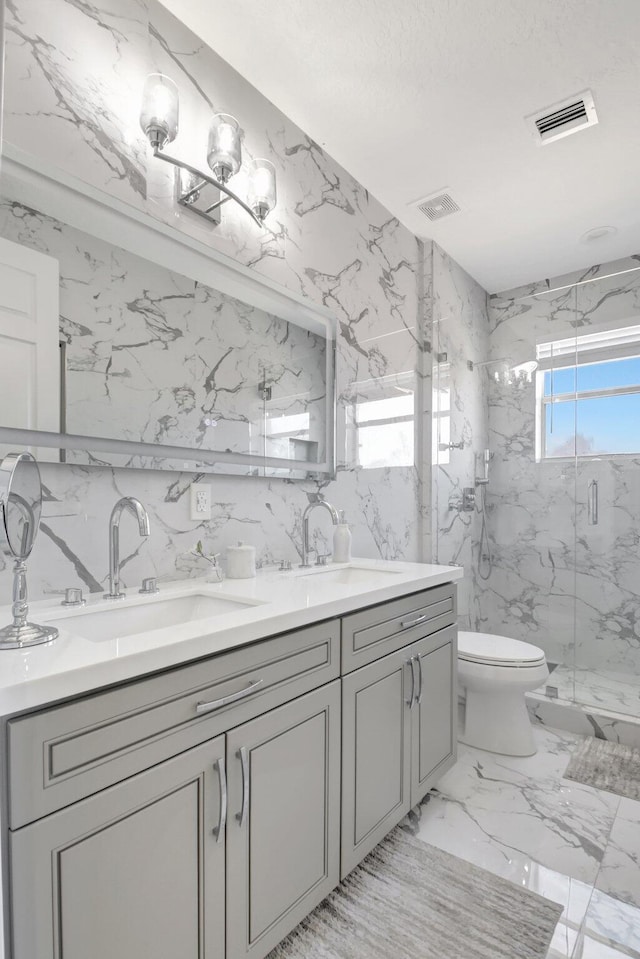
[405,657,416,706]
[236,747,249,829]
[416,655,424,705]
[400,613,428,630]
[196,679,264,714]
[213,757,227,844]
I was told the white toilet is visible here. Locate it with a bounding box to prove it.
[457,631,549,756]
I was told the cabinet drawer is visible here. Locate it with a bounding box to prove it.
[7,620,340,829]
[341,584,456,673]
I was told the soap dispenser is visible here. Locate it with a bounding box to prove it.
[332,510,352,563]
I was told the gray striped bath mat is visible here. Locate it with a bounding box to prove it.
[269,828,562,959]
[564,737,640,801]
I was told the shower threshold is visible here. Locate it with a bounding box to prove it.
[532,663,640,720]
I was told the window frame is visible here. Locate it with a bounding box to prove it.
[344,372,416,469]
[535,326,640,461]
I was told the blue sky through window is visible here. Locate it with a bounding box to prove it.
[543,355,640,456]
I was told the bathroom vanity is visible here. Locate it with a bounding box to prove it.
[0,561,461,959]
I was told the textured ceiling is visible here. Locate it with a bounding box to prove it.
[159,0,640,292]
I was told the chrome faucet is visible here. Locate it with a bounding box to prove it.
[105,497,150,600]
[300,497,340,568]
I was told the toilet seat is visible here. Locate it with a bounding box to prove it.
[458,631,546,668]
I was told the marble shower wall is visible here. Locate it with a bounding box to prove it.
[429,242,490,629]
[1,0,432,598]
[482,257,640,676]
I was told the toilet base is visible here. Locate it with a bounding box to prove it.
[461,688,537,756]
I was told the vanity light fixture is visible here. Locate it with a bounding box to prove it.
[139,73,277,228]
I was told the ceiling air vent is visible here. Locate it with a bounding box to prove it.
[527,90,598,145]
[416,191,461,222]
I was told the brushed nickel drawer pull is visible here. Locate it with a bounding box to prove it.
[236,746,249,828]
[400,613,428,630]
[196,679,264,714]
[213,757,227,844]
[406,657,416,706]
[416,655,424,705]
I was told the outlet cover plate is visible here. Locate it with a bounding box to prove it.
[190,483,211,521]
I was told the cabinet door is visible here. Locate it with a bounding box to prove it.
[341,647,413,878]
[226,681,341,959]
[411,627,457,806]
[10,736,227,959]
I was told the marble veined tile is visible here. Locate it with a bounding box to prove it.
[572,670,640,721]
[528,695,640,751]
[534,866,594,958]
[531,664,640,723]
[411,728,619,887]
[595,798,640,910]
[407,725,640,959]
[576,888,640,958]
[0,0,430,603]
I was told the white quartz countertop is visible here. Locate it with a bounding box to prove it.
[0,559,462,716]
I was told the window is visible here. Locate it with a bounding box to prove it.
[536,325,640,458]
[345,374,415,469]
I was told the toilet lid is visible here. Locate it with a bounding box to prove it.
[458,631,546,667]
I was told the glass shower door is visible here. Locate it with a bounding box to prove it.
[573,273,640,719]
[528,287,579,706]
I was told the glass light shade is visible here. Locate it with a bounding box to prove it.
[247,158,277,220]
[140,74,179,150]
[207,114,242,182]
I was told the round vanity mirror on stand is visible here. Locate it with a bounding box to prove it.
[0,452,58,648]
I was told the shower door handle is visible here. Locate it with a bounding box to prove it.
[587,480,598,526]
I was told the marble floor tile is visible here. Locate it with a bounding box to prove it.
[532,867,593,958]
[413,728,620,887]
[595,798,640,909]
[574,889,640,958]
[406,724,640,959]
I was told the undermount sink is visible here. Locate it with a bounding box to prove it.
[46,592,255,643]
[294,564,403,586]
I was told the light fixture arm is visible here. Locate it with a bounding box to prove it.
[153,147,266,228]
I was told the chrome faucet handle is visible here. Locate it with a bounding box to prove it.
[62,587,86,607]
[279,559,292,571]
[44,587,86,607]
[139,577,159,595]
[315,554,329,567]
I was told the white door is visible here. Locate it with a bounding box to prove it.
[0,236,60,460]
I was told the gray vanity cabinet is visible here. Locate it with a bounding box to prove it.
[5,585,457,959]
[225,680,341,959]
[10,735,227,959]
[6,620,342,959]
[9,681,341,959]
[340,647,413,877]
[411,627,456,806]
[340,617,457,878]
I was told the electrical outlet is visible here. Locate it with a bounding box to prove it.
[190,483,211,521]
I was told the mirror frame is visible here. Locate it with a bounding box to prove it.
[0,450,42,560]
[0,145,337,478]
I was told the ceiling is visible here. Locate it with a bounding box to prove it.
[159,0,640,293]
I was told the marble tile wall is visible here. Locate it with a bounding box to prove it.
[482,257,640,679]
[1,0,432,599]
[430,242,490,629]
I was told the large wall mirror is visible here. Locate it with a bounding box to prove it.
[0,151,336,478]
